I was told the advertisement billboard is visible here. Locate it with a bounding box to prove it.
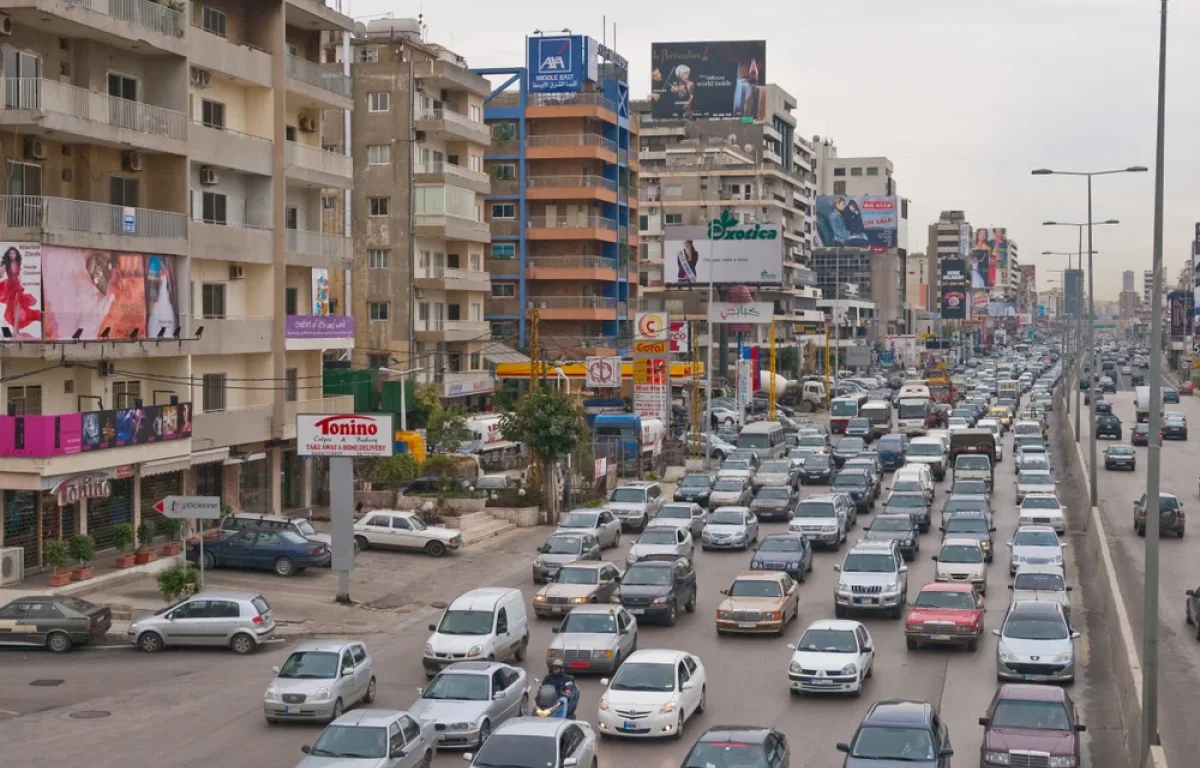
[708,302,773,324]
[585,356,622,388]
[958,224,972,257]
[40,247,178,341]
[1064,269,1084,316]
[297,413,395,457]
[970,227,1007,289]
[527,35,595,93]
[0,402,193,458]
[312,268,331,315]
[668,320,689,353]
[1193,257,1200,335]
[650,40,766,121]
[814,196,899,252]
[1169,290,1187,339]
[988,300,1018,318]
[664,212,782,285]
[0,242,42,340]
[1021,264,1036,290]
[939,258,968,320]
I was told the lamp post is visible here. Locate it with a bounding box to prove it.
[1033,169,1147,508]
[1041,262,1086,421]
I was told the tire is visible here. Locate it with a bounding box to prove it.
[906,636,918,650]
[201,551,216,570]
[364,677,377,704]
[966,637,979,652]
[138,631,164,653]
[515,635,528,661]
[518,694,529,717]
[46,631,72,654]
[329,698,344,723]
[1137,525,1146,538]
[426,540,447,557]
[697,685,707,713]
[663,604,678,627]
[612,531,621,549]
[274,557,296,577]
[229,633,256,655]
[479,720,491,746]
[672,714,685,741]
[354,535,369,552]
[834,604,847,619]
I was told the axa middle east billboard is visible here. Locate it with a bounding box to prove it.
[814,196,899,253]
[665,211,782,285]
[651,40,766,121]
[939,258,969,320]
[527,35,597,93]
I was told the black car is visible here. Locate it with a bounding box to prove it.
[1104,445,1136,471]
[883,491,932,533]
[750,486,799,522]
[686,726,791,768]
[1096,414,1122,439]
[750,533,814,582]
[1094,399,1112,414]
[1164,415,1188,440]
[863,514,919,561]
[1164,388,1180,404]
[674,474,714,507]
[1132,422,1154,446]
[0,595,112,653]
[798,453,836,484]
[612,557,697,626]
[838,699,954,767]
[1132,372,1146,386]
[846,418,874,444]
[833,437,866,468]
[832,469,875,514]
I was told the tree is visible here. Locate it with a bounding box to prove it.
[499,387,589,523]
[415,384,472,454]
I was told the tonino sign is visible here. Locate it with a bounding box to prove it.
[52,471,112,507]
[297,413,395,458]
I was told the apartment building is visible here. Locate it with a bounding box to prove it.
[483,37,636,359]
[323,19,493,405]
[0,0,355,574]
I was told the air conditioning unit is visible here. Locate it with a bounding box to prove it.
[199,166,219,185]
[0,547,22,586]
[299,115,316,132]
[24,137,47,161]
[0,15,12,37]
[98,361,115,376]
[190,67,211,87]
[229,264,245,280]
[414,288,424,299]
[414,130,426,142]
[122,151,143,172]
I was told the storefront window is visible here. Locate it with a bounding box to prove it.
[280,450,303,510]
[195,462,223,500]
[141,472,183,538]
[86,477,133,553]
[239,458,270,514]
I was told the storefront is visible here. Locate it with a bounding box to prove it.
[237,454,270,514]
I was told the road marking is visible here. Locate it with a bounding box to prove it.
[0,709,19,716]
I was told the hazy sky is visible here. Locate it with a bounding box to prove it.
[353,0,1198,299]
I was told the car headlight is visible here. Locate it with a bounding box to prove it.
[610,596,622,604]
[599,698,610,711]
[1048,757,1078,768]
[885,582,898,592]
[750,560,762,569]
[572,597,589,604]
[264,684,276,698]
[1053,555,1064,564]
[998,643,1016,662]
[660,702,676,714]
[533,557,544,567]
[788,661,801,674]
[984,751,1012,765]
[652,596,668,604]
[902,538,913,546]
[424,643,433,655]
[467,645,482,658]
[626,553,637,565]
[313,686,332,701]
[839,664,857,676]
[534,594,547,603]
[448,722,472,731]
[717,610,733,619]
[822,525,837,533]
[1053,649,1074,663]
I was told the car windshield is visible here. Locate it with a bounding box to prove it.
[559,612,617,634]
[794,502,835,519]
[757,487,791,501]
[471,733,557,768]
[609,662,675,692]
[837,438,865,452]
[739,433,776,449]
[709,509,745,525]
[870,517,912,532]
[879,436,904,448]
[945,499,988,514]
[898,401,929,419]
[759,538,802,553]
[1157,496,1181,511]
[276,651,338,679]
[554,567,598,585]
[952,481,988,495]
[295,520,319,537]
[842,553,896,573]
[436,609,493,636]
[957,455,990,469]
[638,530,678,546]
[849,418,871,429]
[909,443,942,456]
[714,479,745,492]
[728,579,782,598]
[939,545,983,563]
[684,742,769,768]
[621,566,672,586]
[543,537,583,555]
[759,461,790,474]
[722,460,752,472]
[833,474,866,488]
[1109,447,1134,456]
[887,494,925,508]
[851,726,935,761]
[659,505,693,520]
[796,628,858,653]
[679,476,712,489]
[799,436,826,447]
[1015,572,1066,591]
[914,590,976,610]
[1022,497,1060,510]
[423,672,489,701]
[1014,530,1060,547]
[803,455,831,468]
[991,699,1072,731]
[309,725,388,759]
[559,513,598,529]
[1005,615,1069,640]
[610,488,647,503]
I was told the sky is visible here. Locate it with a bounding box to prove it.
[352,0,1199,300]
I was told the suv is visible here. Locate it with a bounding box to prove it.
[837,699,954,766]
[218,513,330,548]
[834,540,909,619]
[1095,413,1122,439]
[787,494,851,550]
[1134,492,1185,537]
[611,557,697,626]
[606,481,665,531]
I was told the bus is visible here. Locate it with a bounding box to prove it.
[897,397,933,436]
[830,393,869,434]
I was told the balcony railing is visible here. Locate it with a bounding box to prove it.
[92,0,186,38]
[530,296,616,309]
[415,161,490,186]
[528,92,617,112]
[286,54,352,98]
[618,148,629,164]
[486,258,521,275]
[490,219,520,236]
[527,215,616,231]
[414,212,489,232]
[418,108,486,133]
[2,195,186,240]
[526,175,618,192]
[529,255,617,270]
[285,140,352,177]
[419,264,490,284]
[527,133,616,152]
[3,78,188,141]
[488,180,520,195]
[486,93,521,108]
[415,319,489,333]
[285,228,352,259]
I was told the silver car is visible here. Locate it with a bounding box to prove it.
[554,508,621,548]
[701,506,759,550]
[625,527,693,565]
[754,460,797,489]
[265,640,376,724]
[709,477,753,507]
[407,661,529,749]
[606,481,665,531]
[1011,564,1072,620]
[1015,470,1056,502]
[547,604,638,674]
[533,533,601,584]
[127,590,274,654]
[717,458,756,484]
[994,601,1079,683]
[466,717,599,768]
[298,709,435,768]
[1008,525,1066,576]
[647,502,707,539]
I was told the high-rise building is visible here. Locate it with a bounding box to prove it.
[0,0,357,571]
[1144,269,1155,306]
[1123,270,1136,293]
[925,211,971,317]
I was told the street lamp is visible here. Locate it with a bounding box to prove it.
[378,366,427,432]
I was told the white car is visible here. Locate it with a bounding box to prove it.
[976,419,1005,462]
[1017,494,1066,534]
[352,510,463,557]
[1015,470,1056,502]
[598,649,706,739]
[933,537,988,594]
[786,619,874,695]
[710,407,742,428]
[1008,525,1067,577]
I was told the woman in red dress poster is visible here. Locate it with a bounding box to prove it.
[0,246,41,336]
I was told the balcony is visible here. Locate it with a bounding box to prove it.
[414,162,491,195]
[527,296,617,321]
[0,0,187,53]
[526,92,617,122]
[527,255,618,281]
[192,403,274,451]
[191,123,273,176]
[285,228,353,269]
[486,298,520,317]
[527,215,617,242]
[414,213,491,244]
[441,371,496,398]
[286,141,353,188]
[526,133,616,162]
[189,15,272,87]
[416,265,492,293]
[490,219,520,237]
[284,0,355,32]
[415,108,490,146]
[414,319,491,343]
[413,59,491,97]
[1,78,187,154]
[286,54,352,110]
[488,138,521,156]
[192,221,273,264]
[487,179,520,196]
[486,257,521,276]
[526,175,617,203]
[284,314,355,351]
[190,315,273,356]
[1,195,187,256]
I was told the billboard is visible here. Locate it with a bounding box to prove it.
[0,242,43,340]
[958,224,972,257]
[1193,257,1200,335]
[707,302,773,324]
[664,213,782,285]
[668,320,689,353]
[1064,269,1084,316]
[0,402,192,458]
[312,268,331,315]
[970,227,1006,289]
[527,35,595,93]
[585,356,622,388]
[1169,290,1187,339]
[40,247,178,341]
[814,196,899,252]
[297,413,395,457]
[1021,264,1036,290]
[650,40,766,121]
[987,300,1018,318]
[939,258,968,320]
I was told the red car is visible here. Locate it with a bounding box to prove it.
[904,582,985,650]
[1180,381,1195,396]
[978,684,1085,767]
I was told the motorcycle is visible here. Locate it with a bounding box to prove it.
[533,680,578,719]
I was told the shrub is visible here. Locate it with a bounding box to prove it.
[157,564,202,603]
[113,523,135,554]
[44,539,70,573]
[137,519,157,551]
[68,534,96,565]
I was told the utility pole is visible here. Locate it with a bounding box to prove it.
[690,320,701,459]
[768,322,777,420]
[528,307,540,390]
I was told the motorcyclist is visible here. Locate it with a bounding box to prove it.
[543,659,578,718]
[547,680,576,719]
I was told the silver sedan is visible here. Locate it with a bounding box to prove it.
[407,661,530,749]
[647,502,707,539]
[625,527,694,565]
[554,508,622,548]
[546,604,638,674]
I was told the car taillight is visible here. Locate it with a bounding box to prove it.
[252,615,264,625]
[309,547,324,555]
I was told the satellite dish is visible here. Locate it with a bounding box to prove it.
[353,21,367,37]
[743,143,754,154]
[727,133,738,144]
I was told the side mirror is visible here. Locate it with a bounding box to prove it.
[681,680,696,690]
[719,588,727,595]
[1075,724,1087,732]
[416,687,424,694]
[939,748,955,758]
[1061,542,1070,548]
[1066,586,1074,592]
[563,759,579,768]
[1188,589,1196,597]
[428,624,437,632]
[899,565,908,574]
[931,556,938,562]
[391,745,408,759]
[1072,631,1082,639]
[272,666,280,674]
[462,753,474,762]
[493,692,505,700]
[551,627,559,634]
[992,629,1001,636]
[600,678,610,686]
[836,743,851,754]
[1007,584,1014,590]
[1006,542,1013,547]
[833,564,842,573]
[301,746,311,755]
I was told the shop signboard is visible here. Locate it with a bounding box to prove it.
[634,312,669,341]
[669,320,689,353]
[585,356,622,388]
[297,413,395,457]
[51,471,113,507]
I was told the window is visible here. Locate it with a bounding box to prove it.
[833,167,846,177]
[491,243,515,260]
[6,385,42,415]
[866,166,880,176]
[107,72,137,103]
[201,191,227,225]
[491,122,516,140]
[417,303,429,322]
[367,92,390,112]
[366,354,388,372]
[368,302,390,321]
[202,373,227,412]
[113,380,141,409]
[367,144,390,165]
[665,213,683,225]
[664,184,683,197]
[285,206,298,230]
[470,352,482,370]
[110,175,139,208]
[833,181,847,194]
[321,195,337,210]
[492,163,516,180]
[447,304,461,321]
[369,197,390,217]
[201,283,226,318]
[368,249,390,269]
[469,104,481,122]
[491,283,515,298]
[356,46,379,63]
[469,253,482,271]
[200,99,225,129]
[491,203,515,219]
[447,253,461,269]
[447,353,463,373]
[285,369,298,402]
[285,287,298,316]
[470,303,482,322]
[469,154,483,173]
[200,5,227,36]
[850,167,863,176]
[285,125,297,142]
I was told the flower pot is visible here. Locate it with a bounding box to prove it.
[161,542,182,556]
[115,554,137,569]
[135,550,157,565]
[71,566,94,581]
[48,571,72,587]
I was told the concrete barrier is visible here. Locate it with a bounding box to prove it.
[488,506,541,527]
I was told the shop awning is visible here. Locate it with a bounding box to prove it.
[190,448,230,466]
[139,455,192,478]
[224,451,267,466]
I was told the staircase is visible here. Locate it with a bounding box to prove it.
[451,510,518,546]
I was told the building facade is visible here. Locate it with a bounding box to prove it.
[925,210,971,319]
[1123,270,1136,294]
[0,0,356,572]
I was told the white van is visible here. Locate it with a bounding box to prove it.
[892,464,934,503]
[422,587,529,677]
[737,421,787,460]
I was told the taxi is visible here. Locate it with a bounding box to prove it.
[988,406,1013,430]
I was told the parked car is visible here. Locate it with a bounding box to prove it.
[0,595,112,653]
[218,513,330,549]
[532,562,622,618]
[836,699,954,766]
[625,527,694,565]
[610,557,697,626]
[532,533,602,584]
[716,571,800,636]
[187,529,329,576]
[596,649,707,739]
[128,591,274,654]
[554,508,622,548]
[298,709,435,768]
[1134,492,1185,537]
[547,604,638,674]
[264,640,375,724]
[750,533,814,582]
[904,582,985,650]
[994,601,1079,683]
[352,510,463,558]
[408,661,529,749]
[786,619,875,696]
[978,684,1086,768]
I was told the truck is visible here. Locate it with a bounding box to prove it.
[897,397,933,436]
[1135,386,1163,423]
[998,380,1020,403]
[593,414,665,461]
[860,401,893,438]
[949,429,996,488]
[787,379,828,412]
[460,414,523,458]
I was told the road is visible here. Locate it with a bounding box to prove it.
[0,407,1126,768]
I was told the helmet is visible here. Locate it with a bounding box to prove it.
[550,658,564,671]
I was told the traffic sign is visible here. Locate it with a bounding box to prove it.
[154,495,222,520]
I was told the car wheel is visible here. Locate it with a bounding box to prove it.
[663,604,678,627]
[672,713,685,741]
[612,531,621,549]
[329,698,344,723]
[1186,605,1194,626]
[685,591,697,613]
[1137,525,1146,537]
[966,636,979,652]
[364,676,377,704]
[354,535,369,552]
[229,633,256,655]
[697,684,707,713]
[906,636,918,650]
[426,540,448,557]
[274,557,296,577]
[46,631,72,654]
[515,635,528,661]
[201,551,216,570]
[422,753,434,768]
[139,632,164,653]
[479,720,492,746]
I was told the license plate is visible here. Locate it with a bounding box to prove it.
[808,679,833,686]
[930,634,952,641]
[629,608,645,615]
[622,721,637,730]
[568,661,588,669]
[736,621,757,628]
[283,706,291,713]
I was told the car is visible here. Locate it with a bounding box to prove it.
[788,494,851,549]
[750,484,799,522]
[798,452,837,484]
[832,469,875,515]
[716,570,801,636]
[407,661,529,749]
[1094,398,1112,414]
[1132,371,1146,386]
[710,406,742,427]
[978,684,1086,768]
[940,510,996,561]
[532,562,622,618]
[1121,365,1133,376]
[906,437,949,481]
[786,619,875,696]
[187,528,330,576]
[682,726,791,767]
[1018,494,1066,534]
[606,481,666,531]
[1010,564,1072,620]
[1104,444,1137,471]
[1181,381,1196,396]
[844,455,884,495]
[709,476,755,507]
[1134,491,1185,537]
[218,513,332,549]
[875,434,908,470]
[533,533,601,584]
[681,432,737,462]
[994,601,1079,683]
[834,540,909,618]
[1008,525,1066,577]
[1132,421,1158,446]
[351,509,464,558]
[264,640,376,724]
[1182,585,1200,638]
[905,582,986,650]
[717,457,757,484]
[464,717,597,768]
[933,537,988,594]
[0,595,112,653]
[554,508,622,548]
[547,604,638,674]
[755,459,799,489]
[648,502,707,539]
[597,649,707,740]
[883,491,931,533]
[1164,412,1188,440]
[846,417,875,443]
[673,474,714,507]
[836,699,954,767]
[1099,376,1117,394]
[750,533,814,582]
[298,709,436,768]
[701,506,760,550]
[611,557,697,626]
[1015,470,1056,503]
[625,527,694,565]
[127,590,274,654]
[1095,413,1122,439]
[862,513,920,562]
[949,478,988,497]
[424,588,530,677]
[1164,387,1180,403]
[893,464,935,503]
[832,436,867,467]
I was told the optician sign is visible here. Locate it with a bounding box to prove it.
[708,302,773,324]
[665,212,783,286]
[527,35,596,92]
[297,413,395,457]
[155,495,222,520]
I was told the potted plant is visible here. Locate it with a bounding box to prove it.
[156,564,202,603]
[113,523,136,568]
[68,534,96,581]
[44,539,72,587]
[161,517,186,556]
[135,519,158,564]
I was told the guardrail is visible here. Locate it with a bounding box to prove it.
[286,228,352,259]
[105,0,186,38]
[527,133,617,151]
[3,78,188,141]
[526,175,618,192]
[2,195,186,240]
